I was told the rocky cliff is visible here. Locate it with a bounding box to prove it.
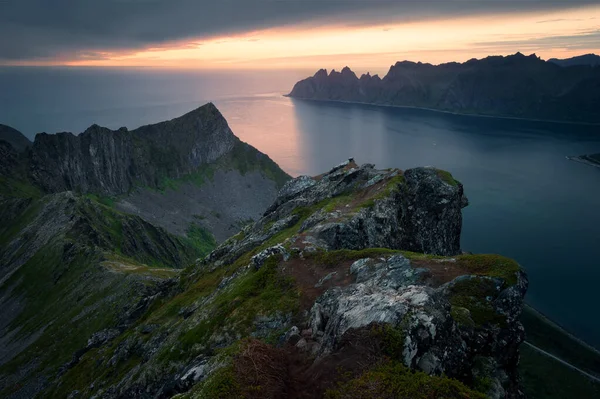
[0,159,528,398]
[30,103,239,195]
[3,103,290,243]
[288,53,600,123]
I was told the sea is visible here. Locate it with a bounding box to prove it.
[1,67,600,348]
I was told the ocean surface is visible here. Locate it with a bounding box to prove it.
[2,67,600,348]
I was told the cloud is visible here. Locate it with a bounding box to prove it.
[471,29,600,51]
[536,18,583,23]
[1,0,598,62]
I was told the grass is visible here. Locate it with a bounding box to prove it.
[325,360,486,399]
[520,305,600,376]
[185,223,217,258]
[454,254,521,286]
[0,175,43,199]
[449,278,507,327]
[519,344,600,399]
[152,139,291,194]
[85,193,116,208]
[159,256,299,363]
[0,197,44,248]
[359,174,405,209]
[435,169,459,187]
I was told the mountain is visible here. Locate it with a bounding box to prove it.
[548,54,600,67]
[288,53,600,123]
[0,124,31,152]
[567,153,600,168]
[0,104,290,398]
[1,157,530,398]
[4,103,290,242]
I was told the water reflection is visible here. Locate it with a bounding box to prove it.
[226,96,600,348]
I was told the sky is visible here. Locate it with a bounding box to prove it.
[1,0,599,72]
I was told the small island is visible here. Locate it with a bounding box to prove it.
[567,153,600,168]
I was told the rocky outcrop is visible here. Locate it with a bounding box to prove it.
[288,52,600,123]
[29,103,236,195]
[8,159,527,399]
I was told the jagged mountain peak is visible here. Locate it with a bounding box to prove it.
[288,53,600,123]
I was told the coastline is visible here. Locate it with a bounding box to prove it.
[566,155,600,168]
[523,304,600,355]
[284,95,600,127]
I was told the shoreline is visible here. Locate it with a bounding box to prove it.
[566,155,600,169]
[523,304,600,356]
[284,95,600,127]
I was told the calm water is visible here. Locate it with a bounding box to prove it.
[2,67,600,348]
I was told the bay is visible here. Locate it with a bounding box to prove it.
[2,67,599,348]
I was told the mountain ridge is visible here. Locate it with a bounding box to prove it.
[288,53,600,123]
[2,103,290,243]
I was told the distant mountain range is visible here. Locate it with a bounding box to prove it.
[548,54,600,67]
[288,53,600,123]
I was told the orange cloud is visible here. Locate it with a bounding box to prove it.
[43,5,600,70]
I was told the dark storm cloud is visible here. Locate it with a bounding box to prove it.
[1,0,598,61]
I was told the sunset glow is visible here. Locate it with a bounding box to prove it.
[10,5,600,71]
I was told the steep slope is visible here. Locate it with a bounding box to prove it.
[0,125,31,153]
[23,160,527,399]
[0,192,202,398]
[288,53,600,123]
[16,103,289,242]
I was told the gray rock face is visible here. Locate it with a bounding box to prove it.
[288,53,600,123]
[0,159,526,399]
[30,103,236,195]
[249,161,466,258]
[307,254,527,398]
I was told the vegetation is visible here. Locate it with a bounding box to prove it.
[435,169,459,187]
[449,278,506,327]
[520,305,600,377]
[519,344,600,399]
[359,174,405,209]
[185,222,217,258]
[454,254,521,286]
[325,360,486,399]
[154,139,290,193]
[0,175,42,198]
[158,255,299,363]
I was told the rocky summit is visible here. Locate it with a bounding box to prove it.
[1,156,528,398]
[1,103,290,243]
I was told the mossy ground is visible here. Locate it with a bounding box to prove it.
[154,139,290,193]
[184,223,217,258]
[324,360,486,399]
[159,256,299,363]
[454,254,520,286]
[449,278,507,327]
[0,194,204,397]
[435,169,460,187]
